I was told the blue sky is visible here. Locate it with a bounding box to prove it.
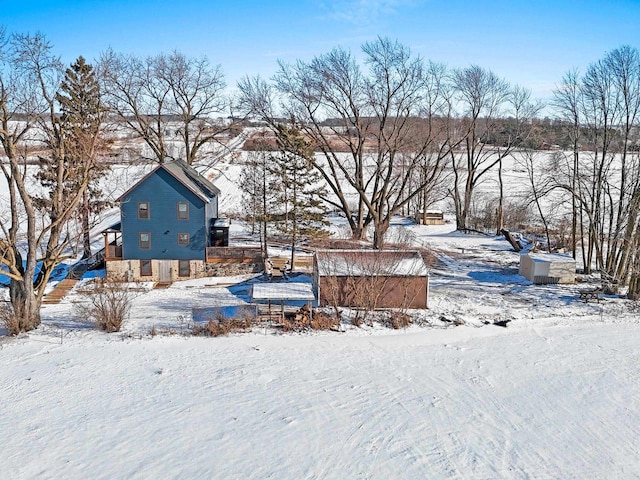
[4,0,640,105]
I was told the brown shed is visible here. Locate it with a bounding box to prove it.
[414,210,445,225]
[314,250,429,309]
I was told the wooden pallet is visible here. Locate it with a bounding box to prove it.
[42,279,79,304]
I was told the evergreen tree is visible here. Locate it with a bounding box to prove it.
[38,56,109,259]
[269,125,328,268]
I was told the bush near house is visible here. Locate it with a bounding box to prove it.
[75,279,136,333]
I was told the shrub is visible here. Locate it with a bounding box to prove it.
[389,311,412,329]
[193,309,254,337]
[75,279,135,333]
[0,302,20,336]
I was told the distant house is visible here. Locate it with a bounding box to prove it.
[103,158,228,282]
[314,250,429,309]
[519,252,576,284]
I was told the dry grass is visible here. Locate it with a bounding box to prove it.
[0,302,20,336]
[193,309,254,337]
[389,311,412,329]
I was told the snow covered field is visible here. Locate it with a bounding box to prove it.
[1,322,639,479]
[2,217,640,479]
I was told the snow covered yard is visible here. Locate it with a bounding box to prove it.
[2,220,640,479]
[2,321,640,479]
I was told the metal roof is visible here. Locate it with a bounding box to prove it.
[251,282,316,301]
[101,222,121,233]
[522,252,576,264]
[315,249,429,277]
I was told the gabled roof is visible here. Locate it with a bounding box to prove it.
[315,249,429,277]
[117,158,220,203]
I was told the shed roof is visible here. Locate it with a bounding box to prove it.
[213,218,231,228]
[251,282,316,301]
[522,252,576,264]
[117,158,220,203]
[315,250,429,277]
[101,221,121,234]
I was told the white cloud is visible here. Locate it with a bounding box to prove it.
[321,0,418,26]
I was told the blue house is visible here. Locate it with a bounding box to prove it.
[104,158,225,282]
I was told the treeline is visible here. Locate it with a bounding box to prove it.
[243,116,639,152]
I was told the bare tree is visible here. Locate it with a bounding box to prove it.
[514,147,555,251]
[99,50,229,165]
[239,135,273,257]
[603,46,640,282]
[553,69,583,260]
[551,46,640,287]
[239,38,455,248]
[449,66,512,231]
[0,32,103,333]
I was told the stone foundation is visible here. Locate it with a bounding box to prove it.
[203,262,263,277]
[106,259,263,282]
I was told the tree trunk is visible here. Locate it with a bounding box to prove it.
[572,144,579,259]
[496,158,504,235]
[461,184,473,231]
[372,220,389,249]
[8,279,41,334]
[628,274,640,300]
[81,189,91,259]
[261,166,268,258]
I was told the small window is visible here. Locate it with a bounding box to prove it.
[140,259,152,276]
[177,202,189,220]
[178,260,190,277]
[138,202,149,219]
[178,233,190,246]
[139,232,151,249]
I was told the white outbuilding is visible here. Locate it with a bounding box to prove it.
[519,252,576,284]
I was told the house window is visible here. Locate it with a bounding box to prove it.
[139,232,151,249]
[140,259,152,276]
[138,202,150,219]
[178,233,190,246]
[178,260,190,277]
[177,202,189,220]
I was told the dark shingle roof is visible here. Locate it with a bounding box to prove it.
[162,158,220,201]
[117,158,220,203]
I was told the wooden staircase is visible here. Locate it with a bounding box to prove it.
[42,279,79,305]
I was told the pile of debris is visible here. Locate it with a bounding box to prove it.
[280,305,339,332]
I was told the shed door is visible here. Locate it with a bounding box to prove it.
[158,260,172,282]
